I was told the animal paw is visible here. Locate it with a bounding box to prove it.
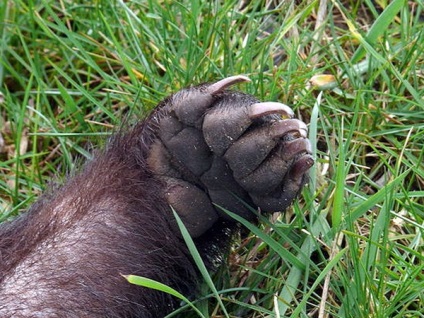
[147,76,313,237]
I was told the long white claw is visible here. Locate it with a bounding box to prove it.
[207,75,251,94]
[249,102,294,119]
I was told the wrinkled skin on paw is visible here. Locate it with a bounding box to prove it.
[147,75,313,237]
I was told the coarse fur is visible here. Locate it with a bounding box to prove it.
[0,120,198,317]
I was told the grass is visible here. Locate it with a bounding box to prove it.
[1,0,423,317]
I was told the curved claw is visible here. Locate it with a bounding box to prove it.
[282,138,312,158]
[272,119,308,138]
[207,75,251,94]
[249,102,294,119]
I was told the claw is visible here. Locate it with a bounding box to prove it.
[270,119,308,139]
[248,102,294,119]
[288,154,314,179]
[282,138,312,157]
[207,75,251,94]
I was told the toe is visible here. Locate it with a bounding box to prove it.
[164,177,219,238]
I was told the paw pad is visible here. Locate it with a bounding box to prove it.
[148,75,313,236]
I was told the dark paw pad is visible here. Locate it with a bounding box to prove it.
[147,75,313,237]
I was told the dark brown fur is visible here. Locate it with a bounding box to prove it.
[0,120,200,317]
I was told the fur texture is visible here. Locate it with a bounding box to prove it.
[0,122,197,317]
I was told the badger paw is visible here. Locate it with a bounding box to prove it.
[147,76,313,237]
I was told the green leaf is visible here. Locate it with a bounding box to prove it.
[351,0,406,64]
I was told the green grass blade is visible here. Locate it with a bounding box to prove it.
[172,208,230,318]
[351,0,406,64]
[125,275,206,318]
